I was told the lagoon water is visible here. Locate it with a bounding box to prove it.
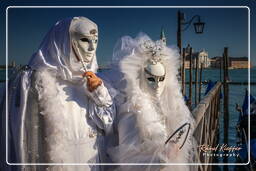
[0,67,255,169]
[185,67,256,168]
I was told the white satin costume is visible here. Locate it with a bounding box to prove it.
[106,34,195,171]
[5,17,115,171]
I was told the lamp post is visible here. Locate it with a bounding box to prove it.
[177,10,205,97]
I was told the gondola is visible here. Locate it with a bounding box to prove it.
[235,89,256,171]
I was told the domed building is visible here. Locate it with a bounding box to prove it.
[184,44,210,68]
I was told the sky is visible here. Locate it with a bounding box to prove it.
[0,0,255,67]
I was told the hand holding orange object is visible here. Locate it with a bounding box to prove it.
[83,71,102,92]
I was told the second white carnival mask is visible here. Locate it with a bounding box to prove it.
[143,60,166,98]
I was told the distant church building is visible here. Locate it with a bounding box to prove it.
[198,49,210,68]
[184,44,210,68]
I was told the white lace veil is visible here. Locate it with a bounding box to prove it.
[113,33,194,130]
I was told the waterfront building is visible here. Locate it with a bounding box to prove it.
[198,49,210,68]
[210,56,252,69]
[184,44,210,69]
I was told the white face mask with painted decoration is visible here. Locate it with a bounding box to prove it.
[143,60,166,98]
[70,17,98,64]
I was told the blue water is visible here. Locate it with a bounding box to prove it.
[0,69,16,98]
[0,69,6,81]
[0,67,255,169]
[184,68,256,170]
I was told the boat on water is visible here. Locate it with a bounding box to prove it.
[235,89,256,171]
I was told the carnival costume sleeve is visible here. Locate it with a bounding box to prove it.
[83,80,115,135]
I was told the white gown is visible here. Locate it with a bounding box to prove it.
[106,33,196,171]
[27,69,113,171]
[5,17,116,171]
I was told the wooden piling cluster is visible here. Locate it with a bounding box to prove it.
[190,47,231,171]
[181,46,232,171]
[185,45,204,110]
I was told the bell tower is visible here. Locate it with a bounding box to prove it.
[160,27,167,46]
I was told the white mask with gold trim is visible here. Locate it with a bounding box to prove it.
[142,60,166,98]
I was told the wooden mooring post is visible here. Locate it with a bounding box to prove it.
[194,55,199,106]
[223,47,229,170]
[189,47,193,109]
[182,48,186,96]
[199,63,203,102]
[219,56,222,83]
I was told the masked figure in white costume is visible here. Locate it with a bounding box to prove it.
[106,33,195,171]
[5,17,115,171]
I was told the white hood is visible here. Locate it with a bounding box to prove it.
[28,16,99,81]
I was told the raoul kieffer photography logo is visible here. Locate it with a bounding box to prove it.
[198,144,242,158]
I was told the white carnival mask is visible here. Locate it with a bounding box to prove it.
[143,60,166,98]
[70,17,98,64]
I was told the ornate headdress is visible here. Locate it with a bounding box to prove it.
[140,40,166,64]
